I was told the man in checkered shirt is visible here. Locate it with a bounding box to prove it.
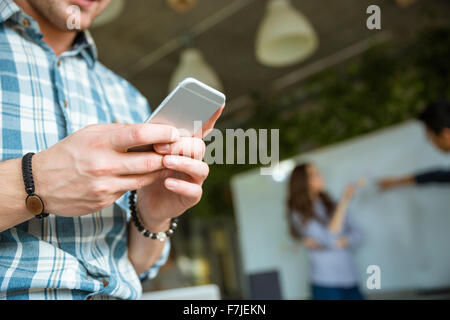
[0,0,223,300]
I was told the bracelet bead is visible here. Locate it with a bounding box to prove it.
[129,190,179,240]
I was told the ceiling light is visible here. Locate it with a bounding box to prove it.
[169,48,224,92]
[271,160,296,182]
[255,0,319,67]
[395,0,417,8]
[167,0,199,13]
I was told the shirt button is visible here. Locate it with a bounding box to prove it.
[57,59,61,67]
[63,100,68,108]
[102,281,109,287]
[21,18,30,27]
[87,296,93,300]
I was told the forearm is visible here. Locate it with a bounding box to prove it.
[393,175,416,186]
[328,197,351,234]
[0,158,34,232]
[127,216,171,275]
[378,175,416,190]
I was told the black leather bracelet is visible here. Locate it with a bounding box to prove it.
[129,190,178,241]
[22,152,49,219]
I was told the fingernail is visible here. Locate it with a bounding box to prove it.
[166,179,178,188]
[157,144,170,152]
[165,156,178,168]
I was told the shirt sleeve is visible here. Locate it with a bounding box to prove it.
[138,238,171,282]
[414,169,450,185]
[115,195,172,282]
[115,192,131,217]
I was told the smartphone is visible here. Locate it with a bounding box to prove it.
[145,77,226,137]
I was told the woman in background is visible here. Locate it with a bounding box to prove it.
[287,163,364,300]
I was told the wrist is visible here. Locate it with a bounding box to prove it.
[136,200,171,232]
[130,191,179,241]
[31,152,50,205]
[139,215,172,233]
[401,176,415,185]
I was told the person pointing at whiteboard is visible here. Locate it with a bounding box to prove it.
[378,101,450,189]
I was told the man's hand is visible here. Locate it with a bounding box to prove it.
[127,106,224,275]
[32,122,180,217]
[135,106,225,230]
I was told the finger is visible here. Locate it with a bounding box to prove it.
[111,123,179,151]
[115,152,164,175]
[154,137,206,160]
[164,178,203,201]
[163,155,209,183]
[194,104,225,139]
[115,170,168,192]
[127,144,154,153]
[84,123,126,131]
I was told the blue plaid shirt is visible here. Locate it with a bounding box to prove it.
[0,0,170,300]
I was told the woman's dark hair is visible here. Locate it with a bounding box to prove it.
[418,100,450,134]
[286,163,335,239]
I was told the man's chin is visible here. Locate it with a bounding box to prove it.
[64,14,95,31]
[64,0,109,30]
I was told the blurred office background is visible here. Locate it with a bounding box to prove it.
[90,0,450,299]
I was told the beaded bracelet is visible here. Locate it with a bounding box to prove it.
[129,190,179,242]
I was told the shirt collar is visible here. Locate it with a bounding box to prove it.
[0,0,21,24]
[70,30,98,68]
[0,0,98,68]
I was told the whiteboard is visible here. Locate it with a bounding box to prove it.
[231,121,450,299]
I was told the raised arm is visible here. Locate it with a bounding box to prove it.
[327,184,356,234]
[377,175,416,190]
[378,169,450,191]
[414,169,450,184]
